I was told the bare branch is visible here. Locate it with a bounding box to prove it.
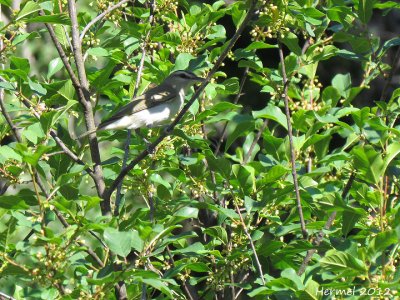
[278,41,307,239]
[105,0,258,202]
[80,0,131,42]
[66,0,108,213]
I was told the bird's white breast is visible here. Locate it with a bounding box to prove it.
[102,92,184,131]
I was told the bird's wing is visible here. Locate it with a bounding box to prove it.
[98,85,177,130]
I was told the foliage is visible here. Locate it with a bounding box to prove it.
[0,0,400,299]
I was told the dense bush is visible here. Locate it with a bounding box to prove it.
[0,0,399,299]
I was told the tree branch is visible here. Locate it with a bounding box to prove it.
[0,87,21,141]
[80,0,131,42]
[104,0,258,202]
[278,41,307,239]
[243,119,268,164]
[66,0,108,214]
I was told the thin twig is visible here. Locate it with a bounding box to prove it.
[104,0,257,202]
[0,291,16,300]
[233,202,265,285]
[381,46,400,103]
[115,0,155,216]
[0,87,21,141]
[278,41,307,239]
[234,272,250,300]
[297,172,355,275]
[243,119,268,164]
[166,246,198,300]
[214,67,249,155]
[80,0,130,41]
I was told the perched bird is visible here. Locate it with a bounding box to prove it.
[77,70,204,138]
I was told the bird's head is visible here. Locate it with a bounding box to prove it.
[164,70,205,92]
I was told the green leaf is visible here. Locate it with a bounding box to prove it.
[0,81,16,91]
[232,164,255,193]
[203,226,228,244]
[252,104,288,130]
[207,24,226,39]
[368,230,398,256]
[174,207,198,219]
[332,73,351,98]
[10,56,30,79]
[173,53,195,71]
[153,32,181,46]
[245,41,276,51]
[342,211,361,236]
[259,165,288,184]
[47,57,63,79]
[0,0,12,7]
[281,32,302,55]
[358,0,373,24]
[28,78,47,95]
[382,142,400,175]
[87,47,110,57]
[104,228,138,257]
[16,1,41,21]
[225,116,254,150]
[0,189,37,209]
[40,100,77,133]
[352,145,384,184]
[22,123,45,144]
[320,250,367,274]
[0,145,22,163]
[26,13,71,25]
[141,278,174,298]
[281,268,304,289]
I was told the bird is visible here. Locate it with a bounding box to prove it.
[77,70,204,139]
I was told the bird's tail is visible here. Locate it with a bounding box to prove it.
[75,128,98,140]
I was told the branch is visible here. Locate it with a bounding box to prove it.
[0,291,16,300]
[297,172,356,275]
[243,119,268,164]
[381,46,400,104]
[66,0,108,214]
[278,41,307,239]
[234,202,265,285]
[80,0,130,41]
[0,86,21,141]
[104,0,258,202]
